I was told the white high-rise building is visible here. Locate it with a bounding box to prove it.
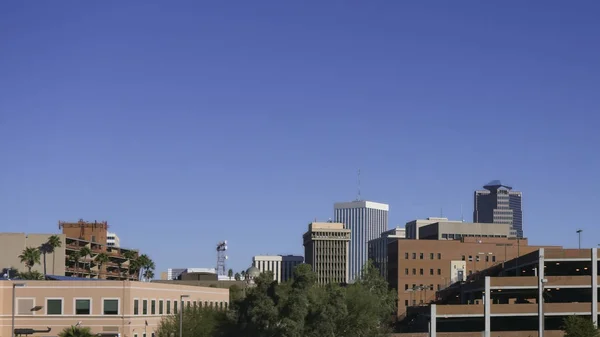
[334,200,389,282]
[107,232,120,247]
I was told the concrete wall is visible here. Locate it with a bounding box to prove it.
[0,280,228,337]
[0,233,66,276]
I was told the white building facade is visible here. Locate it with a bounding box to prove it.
[253,255,282,282]
[252,255,304,283]
[107,232,120,247]
[334,200,389,282]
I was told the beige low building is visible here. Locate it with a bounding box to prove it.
[0,280,229,337]
[0,233,67,276]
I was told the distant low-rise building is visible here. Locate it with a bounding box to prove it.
[252,255,304,283]
[368,226,406,278]
[405,217,462,240]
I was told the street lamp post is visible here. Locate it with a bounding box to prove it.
[179,295,189,337]
[12,283,26,337]
[577,229,583,249]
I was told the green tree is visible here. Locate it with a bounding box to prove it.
[58,326,94,337]
[19,247,41,272]
[137,254,155,281]
[563,315,600,337]
[234,272,241,281]
[18,270,45,280]
[228,268,234,279]
[47,235,62,275]
[79,246,92,277]
[39,243,52,276]
[69,251,81,276]
[123,250,137,279]
[144,269,155,280]
[156,306,226,337]
[94,252,110,278]
[229,284,244,304]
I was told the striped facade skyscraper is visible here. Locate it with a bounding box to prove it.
[334,200,389,282]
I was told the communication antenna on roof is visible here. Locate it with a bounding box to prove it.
[356,169,361,201]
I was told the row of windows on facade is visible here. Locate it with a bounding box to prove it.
[440,233,508,239]
[461,255,497,262]
[404,252,443,260]
[37,298,228,316]
[133,299,228,315]
[404,268,442,276]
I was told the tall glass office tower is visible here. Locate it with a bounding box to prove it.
[334,200,389,282]
[473,180,523,238]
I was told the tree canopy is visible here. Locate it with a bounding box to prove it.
[563,315,600,337]
[58,326,94,337]
[157,260,397,337]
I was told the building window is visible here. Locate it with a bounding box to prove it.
[430,253,434,259]
[476,256,480,262]
[437,269,441,275]
[468,255,473,261]
[405,300,408,306]
[205,301,208,307]
[485,256,489,262]
[405,252,409,259]
[429,269,434,275]
[405,284,408,290]
[405,268,409,275]
[437,253,441,259]
[174,301,178,314]
[461,255,465,261]
[47,299,62,315]
[151,300,156,315]
[437,284,441,291]
[167,301,171,315]
[419,253,423,259]
[75,299,91,315]
[412,253,416,259]
[134,300,139,315]
[492,256,496,262]
[419,268,423,275]
[412,268,416,275]
[159,300,164,315]
[103,299,119,315]
[143,300,148,315]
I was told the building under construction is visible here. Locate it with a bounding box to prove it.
[59,219,139,280]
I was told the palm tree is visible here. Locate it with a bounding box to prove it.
[18,270,44,280]
[69,251,81,276]
[240,270,246,280]
[137,254,155,282]
[19,247,41,272]
[39,243,53,276]
[79,247,92,277]
[143,269,154,281]
[58,326,94,337]
[46,235,62,275]
[94,253,110,278]
[123,250,137,280]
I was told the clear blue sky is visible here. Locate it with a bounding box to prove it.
[1,1,599,275]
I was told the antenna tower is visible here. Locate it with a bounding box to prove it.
[216,241,228,276]
[356,169,361,201]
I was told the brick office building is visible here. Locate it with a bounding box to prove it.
[388,221,559,319]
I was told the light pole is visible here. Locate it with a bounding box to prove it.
[12,283,26,337]
[576,229,583,249]
[179,295,189,337]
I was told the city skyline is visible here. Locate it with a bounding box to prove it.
[1,1,598,275]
